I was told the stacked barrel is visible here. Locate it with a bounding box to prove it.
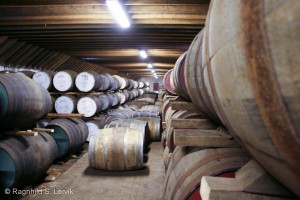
[162,0,300,199]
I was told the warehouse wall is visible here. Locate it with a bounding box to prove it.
[137,77,163,93]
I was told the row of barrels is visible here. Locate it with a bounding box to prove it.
[52,89,142,117]
[15,69,149,92]
[0,118,88,190]
[163,0,300,197]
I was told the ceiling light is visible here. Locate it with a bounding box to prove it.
[139,50,148,59]
[106,0,130,28]
[147,63,153,68]
[151,69,155,73]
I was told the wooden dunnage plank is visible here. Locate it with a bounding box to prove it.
[171,101,199,111]
[174,129,238,148]
[170,118,216,129]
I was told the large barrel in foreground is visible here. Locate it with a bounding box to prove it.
[0,73,52,131]
[193,0,300,196]
[0,132,58,189]
[89,127,144,171]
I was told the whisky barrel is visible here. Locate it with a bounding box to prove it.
[46,118,87,158]
[199,0,300,195]
[98,94,111,110]
[163,146,171,171]
[53,70,78,92]
[88,127,144,171]
[77,95,103,117]
[98,73,114,91]
[110,77,120,91]
[116,92,126,104]
[0,132,57,189]
[133,80,139,89]
[184,30,219,123]
[68,118,89,146]
[163,148,250,200]
[108,93,120,107]
[170,52,190,101]
[105,119,150,147]
[32,70,55,90]
[0,73,52,131]
[86,120,104,142]
[134,117,161,141]
[163,69,176,95]
[75,70,101,92]
[140,105,162,115]
[54,95,77,114]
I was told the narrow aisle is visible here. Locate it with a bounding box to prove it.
[24,142,165,200]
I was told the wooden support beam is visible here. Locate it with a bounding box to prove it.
[4,130,38,136]
[170,119,216,129]
[174,129,238,148]
[200,160,295,200]
[50,91,104,95]
[171,101,198,111]
[46,113,84,118]
[33,128,54,133]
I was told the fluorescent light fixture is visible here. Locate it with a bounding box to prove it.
[147,63,153,68]
[151,69,155,73]
[139,50,148,59]
[106,0,130,28]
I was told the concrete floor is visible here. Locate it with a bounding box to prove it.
[23,142,165,200]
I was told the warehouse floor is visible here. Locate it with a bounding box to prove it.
[23,142,165,200]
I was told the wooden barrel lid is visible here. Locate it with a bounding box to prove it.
[77,97,99,117]
[75,71,97,92]
[55,95,76,114]
[32,71,52,90]
[53,71,74,92]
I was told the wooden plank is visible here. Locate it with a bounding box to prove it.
[171,101,198,111]
[174,129,238,148]
[200,176,292,200]
[170,119,216,129]
[33,128,54,133]
[235,160,293,196]
[4,130,38,136]
[46,113,84,118]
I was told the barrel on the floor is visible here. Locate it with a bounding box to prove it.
[32,70,55,90]
[75,70,101,92]
[54,95,77,114]
[77,95,103,117]
[53,70,77,92]
[163,148,250,200]
[88,127,144,171]
[0,132,58,189]
[105,119,150,146]
[0,73,52,131]
[134,117,161,141]
[46,118,87,158]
